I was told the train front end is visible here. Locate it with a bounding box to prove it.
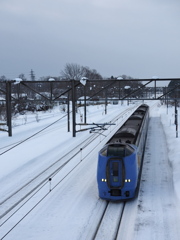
[97,143,138,201]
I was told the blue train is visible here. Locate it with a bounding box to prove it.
[97,104,149,201]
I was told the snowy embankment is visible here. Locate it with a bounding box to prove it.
[118,102,180,240]
[160,104,180,201]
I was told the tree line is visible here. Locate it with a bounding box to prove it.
[0,63,133,82]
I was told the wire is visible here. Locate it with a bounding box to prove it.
[0,114,67,156]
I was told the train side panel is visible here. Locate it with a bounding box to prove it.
[135,106,149,171]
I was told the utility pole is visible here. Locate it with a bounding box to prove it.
[6,81,12,136]
[84,84,87,124]
[175,99,178,138]
[71,79,76,137]
[30,69,35,81]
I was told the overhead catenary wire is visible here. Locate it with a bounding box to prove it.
[1,106,137,239]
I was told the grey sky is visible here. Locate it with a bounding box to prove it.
[0,0,180,81]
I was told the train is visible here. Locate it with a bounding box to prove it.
[97,104,149,201]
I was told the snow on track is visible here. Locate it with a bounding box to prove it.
[0,103,139,240]
[2,102,180,240]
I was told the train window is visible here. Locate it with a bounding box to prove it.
[125,145,134,156]
[113,162,118,176]
[100,146,107,156]
[107,145,125,157]
[112,162,119,182]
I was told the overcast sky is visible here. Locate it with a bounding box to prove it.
[0,0,180,82]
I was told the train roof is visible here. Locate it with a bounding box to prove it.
[129,114,143,120]
[114,127,137,137]
[137,104,149,110]
[136,107,146,112]
[107,103,149,145]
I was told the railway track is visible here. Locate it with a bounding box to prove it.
[93,201,125,240]
[0,106,137,239]
[0,133,97,218]
[0,114,67,155]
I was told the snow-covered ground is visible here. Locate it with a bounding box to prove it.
[1,101,180,240]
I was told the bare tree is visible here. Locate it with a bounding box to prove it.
[61,63,103,80]
[18,73,27,81]
[0,75,7,81]
[61,63,86,80]
[82,66,103,80]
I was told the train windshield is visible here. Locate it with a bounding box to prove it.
[106,144,134,157]
[107,145,125,157]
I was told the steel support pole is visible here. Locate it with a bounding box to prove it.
[176,113,178,138]
[67,90,70,132]
[119,81,121,100]
[71,79,76,137]
[175,99,178,138]
[84,85,87,124]
[165,87,169,114]
[6,81,12,136]
[50,82,53,103]
[105,88,107,114]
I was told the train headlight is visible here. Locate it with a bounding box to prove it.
[125,179,131,183]
[102,179,107,182]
